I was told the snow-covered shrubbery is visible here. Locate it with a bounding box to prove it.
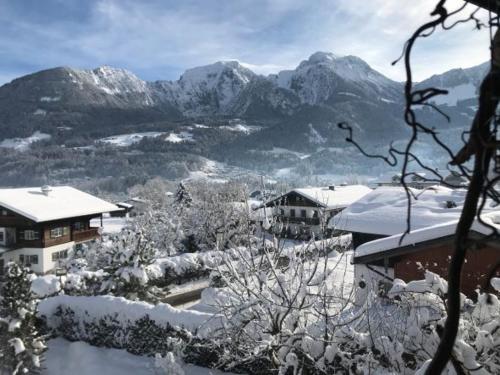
[199,247,500,375]
[199,239,354,374]
[37,295,223,367]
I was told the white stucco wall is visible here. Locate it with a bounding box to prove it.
[354,264,394,306]
[0,242,75,274]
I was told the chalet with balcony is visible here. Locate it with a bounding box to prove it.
[264,185,371,239]
[0,185,119,274]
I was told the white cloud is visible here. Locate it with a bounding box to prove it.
[0,0,493,84]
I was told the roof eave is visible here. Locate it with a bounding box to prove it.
[353,230,491,264]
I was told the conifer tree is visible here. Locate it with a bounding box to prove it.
[0,262,46,374]
[174,182,192,209]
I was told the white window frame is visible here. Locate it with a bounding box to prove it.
[50,227,64,238]
[23,230,39,240]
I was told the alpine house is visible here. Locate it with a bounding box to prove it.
[0,186,119,274]
[264,184,371,239]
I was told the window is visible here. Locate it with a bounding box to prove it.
[20,230,39,241]
[50,227,68,238]
[313,210,319,218]
[279,209,285,216]
[73,222,85,231]
[301,209,307,218]
[0,232,3,242]
[52,249,68,262]
[18,255,38,265]
[290,209,296,218]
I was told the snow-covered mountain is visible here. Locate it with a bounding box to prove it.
[270,52,401,105]
[416,62,488,106]
[0,52,486,142]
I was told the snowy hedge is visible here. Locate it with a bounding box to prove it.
[37,295,224,364]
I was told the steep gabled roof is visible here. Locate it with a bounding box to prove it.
[0,186,120,223]
[266,185,371,210]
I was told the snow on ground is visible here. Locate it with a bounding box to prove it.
[308,123,326,144]
[430,83,476,106]
[99,132,165,147]
[186,158,245,183]
[258,147,310,160]
[90,216,129,234]
[0,131,51,151]
[44,338,235,375]
[219,124,262,134]
[33,108,47,116]
[40,96,61,102]
[193,123,209,129]
[165,131,194,143]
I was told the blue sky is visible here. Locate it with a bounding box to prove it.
[0,0,491,84]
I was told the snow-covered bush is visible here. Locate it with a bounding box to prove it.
[203,238,355,374]
[0,263,47,374]
[155,352,185,375]
[98,229,163,302]
[37,295,222,367]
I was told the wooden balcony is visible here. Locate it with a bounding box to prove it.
[277,217,321,226]
[73,228,100,243]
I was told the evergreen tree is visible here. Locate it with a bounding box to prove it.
[0,263,46,374]
[174,182,192,209]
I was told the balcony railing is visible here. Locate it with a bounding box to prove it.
[276,216,321,225]
[73,228,100,243]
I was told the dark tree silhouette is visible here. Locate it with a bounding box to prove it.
[339,1,499,373]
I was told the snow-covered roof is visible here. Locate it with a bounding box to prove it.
[0,186,120,223]
[329,185,496,235]
[269,185,371,209]
[354,212,500,260]
[116,202,134,209]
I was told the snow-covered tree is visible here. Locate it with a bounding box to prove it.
[174,182,193,210]
[0,263,47,374]
[99,229,161,302]
[205,237,354,374]
[131,208,184,257]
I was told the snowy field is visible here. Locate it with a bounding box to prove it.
[44,338,237,375]
[99,132,165,147]
[165,131,194,143]
[0,131,51,151]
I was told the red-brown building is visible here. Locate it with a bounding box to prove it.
[353,218,500,299]
[328,186,500,302]
[0,185,119,274]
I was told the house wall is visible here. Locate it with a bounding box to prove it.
[393,242,500,297]
[354,264,394,306]
[0,242,75,274]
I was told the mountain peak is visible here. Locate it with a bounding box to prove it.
[307,51,340,64]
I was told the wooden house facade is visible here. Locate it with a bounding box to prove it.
[0,186,119,274]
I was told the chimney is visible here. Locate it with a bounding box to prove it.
[328,185,335,191]
[41,185,52,196]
